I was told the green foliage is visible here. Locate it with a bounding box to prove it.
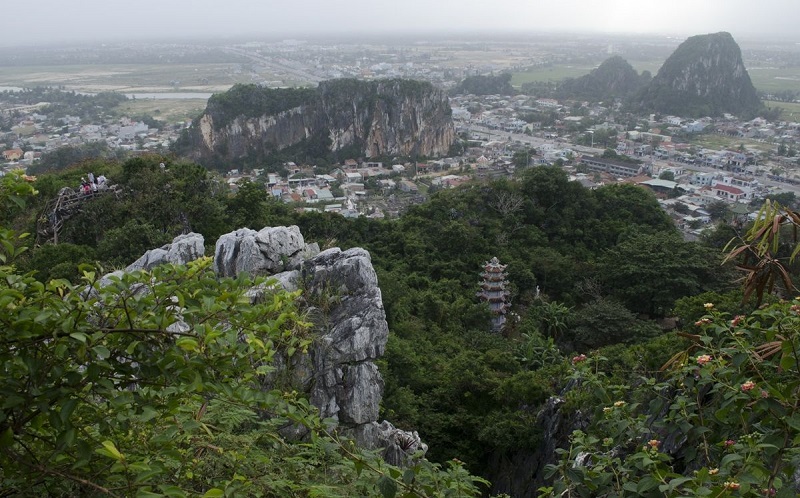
[570,298,662,350]
[7,154,747,490]
[544,300,800,497]
[0,231,487,496]
[96,219,172,266]
[225,179,293,230]
[0,170,37,225]
[672,290,752,332]
[205,84,317,128]
[20,242,97,282]
[658,170,675,181]
[597,231,729,317]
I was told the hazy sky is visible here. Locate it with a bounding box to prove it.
[3,0,799,46]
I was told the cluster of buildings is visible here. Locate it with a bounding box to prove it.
[1,105,184,173]
[224,158,473,219]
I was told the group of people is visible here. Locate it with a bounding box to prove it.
[79,172,107,195]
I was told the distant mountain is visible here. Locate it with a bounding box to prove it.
[174,79,454,169]
[637,32,762,117]
[556,55,649,101]
[450,73,516,96]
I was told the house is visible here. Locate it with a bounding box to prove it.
[580,155,643,178]
[399,180,419,193]
[344,172,362,183]
[688,171,715,186]
[638,178,678,197]
[3,149,23,161]
[712,183,748,202]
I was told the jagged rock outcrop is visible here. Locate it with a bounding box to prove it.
[638,32,762,117]
[98,232,205,288]
[180,79,454,165]
[214,226,319,277]
[224,232,423,462]
[487,392,589,497]
[226,230,430,463]
[97,226,423,464]
[128,232,205,271]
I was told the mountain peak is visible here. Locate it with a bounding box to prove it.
[638,31,761,117]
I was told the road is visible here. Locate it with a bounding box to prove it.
[463,123,800,194]
[223,47,322,85]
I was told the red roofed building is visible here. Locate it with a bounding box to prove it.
[3,149,23,161]
[712,183,746,202]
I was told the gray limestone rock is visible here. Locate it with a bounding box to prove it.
[214,226,318,278]
[300,247,389,436]
[127,232,204,271]
[106,225,411,465]
[214,233,391,447]
[352,421,428,466]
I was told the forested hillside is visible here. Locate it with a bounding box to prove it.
[5,156,800,496]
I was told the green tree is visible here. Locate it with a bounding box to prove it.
[597,231,726,317]
[0,232,487,496]
[707,200,732,221]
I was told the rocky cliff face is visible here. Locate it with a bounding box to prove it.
[638,32,762,117]
[107,227,422,465]
[186,79,454,164]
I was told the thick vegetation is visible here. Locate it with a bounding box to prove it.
[7,155,793,494]
[203,84,317,128]
[0,171,487,497]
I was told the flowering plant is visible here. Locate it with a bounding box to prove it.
[542,300,800,497]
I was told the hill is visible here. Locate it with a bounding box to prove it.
[174,79,455,170]
[556,55,650,101]
[638,31,762,117]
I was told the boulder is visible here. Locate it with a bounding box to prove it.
[214,225,319,277]
[127,232,204,271]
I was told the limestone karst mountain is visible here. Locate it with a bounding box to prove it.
[556,55,650,101]
[637,31,762,117]
[176,79,455,168]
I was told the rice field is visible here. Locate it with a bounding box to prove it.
[512,62,800,95]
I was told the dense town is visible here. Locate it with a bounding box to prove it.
[2,36,800,239]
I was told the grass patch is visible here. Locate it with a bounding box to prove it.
[747,67,800,94]
[113,98,208,124]
[0,63,264,92]
[764,100,800,121]
[688,134,772,154]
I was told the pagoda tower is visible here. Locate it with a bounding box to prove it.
[477,257,511,332]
